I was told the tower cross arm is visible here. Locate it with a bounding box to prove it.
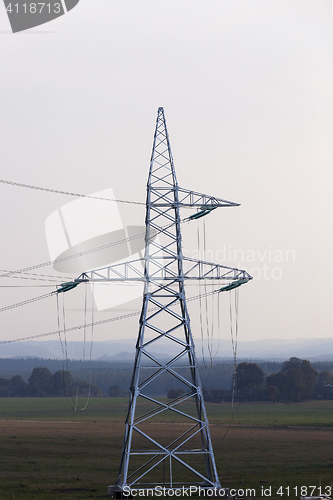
[150,186,240,208]
[181,256,252,282]
[177,187,240,207]
[74,257,252,284]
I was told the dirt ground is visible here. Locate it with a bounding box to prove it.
[0,420,333,499]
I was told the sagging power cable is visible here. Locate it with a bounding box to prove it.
[0,217,190,281]
[0,270,72,283]
[0,291,55,313]
[0,287,222,345]
[72,283,94,411]
[77,282,95,411]
[197,218,216,367]
[0,179,145,205]
[230,288,241,413]
[210,287,241,447]
[0,279,80,313]
[56,292,77,409]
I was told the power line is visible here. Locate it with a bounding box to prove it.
[0,288,220,345]
[0,231,146,279]
[0,309,142,344]
[0,285,56,288]
[0,217,190,280]
[0,179,145,205]
[0,291,55,314]
[0,270,72,283]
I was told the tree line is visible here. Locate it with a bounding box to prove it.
[0,367,102,397]
[169,358,332,403]
[0,357,332,400]
[0,358,290,396]
[203,357,332,403]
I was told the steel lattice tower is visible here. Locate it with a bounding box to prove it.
[76,107,251,495]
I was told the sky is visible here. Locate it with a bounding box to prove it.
[0,0,332,351]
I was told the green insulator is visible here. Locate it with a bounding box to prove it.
[57,282,80,293]
[189,205,217,220]
[219,278,249,292]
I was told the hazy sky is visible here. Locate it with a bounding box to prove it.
[0,1,332,350]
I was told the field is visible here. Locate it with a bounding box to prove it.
[0,398,333,499]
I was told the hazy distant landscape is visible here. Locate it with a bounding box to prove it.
[1,337,333,361]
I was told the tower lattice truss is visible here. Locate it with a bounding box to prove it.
[76,108,252,491]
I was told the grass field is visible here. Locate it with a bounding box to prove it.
[0,398,333,499]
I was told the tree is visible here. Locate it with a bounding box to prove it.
[317,370,332,387]
[266,357,318,402]
[28,367,52,397]
[109,385,122,397]
[281,357,318,401]
[72,381,102,397]
[0,378,12,397]
[10,375,27,397]
[266,372,286,401]
[236,362,264,391]
[167,388,185,399]
[267,385,277,403]
[48,370,73,397]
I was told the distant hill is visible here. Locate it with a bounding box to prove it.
[228,338,333,361]
[1,337,333,361]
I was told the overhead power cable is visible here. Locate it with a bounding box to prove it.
[0,309,142,345]
[56,292,77,409]
[0,285,57,288]
[75,282,95,411]
[0,291,55,313]
[0,288,221,345]
[0,179,145,205]
[0,269,72,283]
[0,217,190,280]
[0,232,146,279]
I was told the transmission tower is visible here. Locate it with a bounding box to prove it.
[76,107,251,496]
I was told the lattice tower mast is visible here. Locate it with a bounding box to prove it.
[76,107,251,493]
